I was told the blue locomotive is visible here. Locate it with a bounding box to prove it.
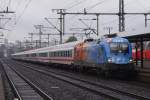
[74,34,134,77]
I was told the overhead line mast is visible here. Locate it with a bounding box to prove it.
[52,9,66,44]
[119,0,125,32]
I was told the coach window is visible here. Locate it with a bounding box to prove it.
[68,51,70,57]
[59,51,61,57]
[53,52,54,57]
[52,52,54,57]
[67,51,69,57]
[59,51,60,57]
[40,52,48,57]
[64,51,66,57]
[54,52,55,57]
[49,52,51,57]
[31,53,36,57]
[60,51,62,57]
[63,51,65,57]
[51,52,53,57]
[58,51,60,57]
[71,50,72,57]
[56,51,58,57]
[54,52,56,57]
[57,51,59,57]
[67,51,68,57]
[63,51,64,57]
[61,51,63,57]
[55,52,56,57]
[70,50,72,57]
[51,52,52,57]
[65,51,67,57]
[50,52,51,57]
[55,52,57,57]
[49,52,50,57]
[66,51,68,57]
[66,51,67,57]
[69,50,72,57]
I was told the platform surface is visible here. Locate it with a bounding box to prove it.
[0,74,5,100]
[135,60,150,69]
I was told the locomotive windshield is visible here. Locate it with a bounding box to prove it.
[110,42,129,53]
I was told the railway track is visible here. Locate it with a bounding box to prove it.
[0,60,53,100]
[9,60,150,100]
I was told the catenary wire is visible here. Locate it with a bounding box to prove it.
[15,0,32,25]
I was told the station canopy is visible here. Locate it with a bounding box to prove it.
[115,32,150,42]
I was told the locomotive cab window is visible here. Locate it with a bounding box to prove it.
[110,42,129,53]
[110,43,118,53]
[121,43,129,53]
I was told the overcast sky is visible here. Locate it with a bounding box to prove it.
[0,0,150,42]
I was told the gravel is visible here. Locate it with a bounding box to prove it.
[12,62,111,100]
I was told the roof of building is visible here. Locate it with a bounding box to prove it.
[124,32,150,42]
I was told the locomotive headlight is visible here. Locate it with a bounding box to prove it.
[108,58,112,63]
[129,59,133,62]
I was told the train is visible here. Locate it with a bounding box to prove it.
[12,34,135,77]
[132,41,150,60]
[132,50,150,60]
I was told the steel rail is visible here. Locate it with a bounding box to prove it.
[15,60,150,100]
[1,60,53,100]
[0,60,22,100]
